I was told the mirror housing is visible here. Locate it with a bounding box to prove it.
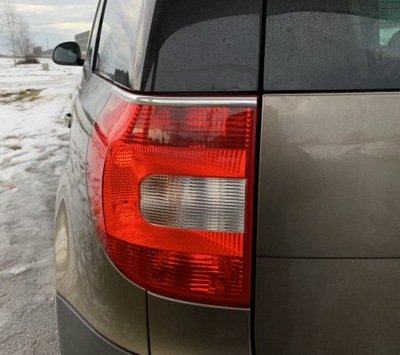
[53,42,84,66]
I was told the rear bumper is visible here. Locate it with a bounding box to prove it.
[56,294,136,355]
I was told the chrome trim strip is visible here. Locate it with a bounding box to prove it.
[112,86,257,107]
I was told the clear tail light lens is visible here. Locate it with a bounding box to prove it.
[88,92,257,307]
[140,175,246,233]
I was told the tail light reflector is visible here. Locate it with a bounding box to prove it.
[88,91,257,307]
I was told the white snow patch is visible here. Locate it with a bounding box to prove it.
[0,57,82,354]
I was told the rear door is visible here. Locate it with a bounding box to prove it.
[256,0,400,353]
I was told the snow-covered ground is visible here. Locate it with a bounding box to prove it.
[0,58,81,355]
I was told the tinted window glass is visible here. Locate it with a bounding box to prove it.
[264,0,400,91]
[96,0,155,87]
[84,0,102,69]
[145,11,260,92]
[96,1,122,79]
[96,0,261,92]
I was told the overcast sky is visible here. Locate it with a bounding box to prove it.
[1,0,98,53]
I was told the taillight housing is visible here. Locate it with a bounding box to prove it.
[88,90,257,307]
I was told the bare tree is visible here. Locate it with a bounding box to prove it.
[0,0,35,65]
[0,0,19,66]
[15,17,34,62]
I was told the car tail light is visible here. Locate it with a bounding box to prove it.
[88,90,257,307]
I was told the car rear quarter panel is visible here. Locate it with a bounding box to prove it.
[55,73,148,354]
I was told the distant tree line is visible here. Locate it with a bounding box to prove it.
[0,0,36,66]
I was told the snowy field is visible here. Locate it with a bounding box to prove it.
[0,58,81,354]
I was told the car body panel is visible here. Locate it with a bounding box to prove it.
[258,93,400,258]
[57,295,135,355]
[254,258,400,354]
[55,72,148,354]
[148,293,251,355]
[255,93,400,353]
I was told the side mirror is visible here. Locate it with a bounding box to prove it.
[53,42,84,66]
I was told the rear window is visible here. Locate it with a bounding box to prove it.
[145,14,259,92]
[96,0,261,93]
[264,0,400,91]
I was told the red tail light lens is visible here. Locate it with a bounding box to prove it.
[88,92,257,307]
